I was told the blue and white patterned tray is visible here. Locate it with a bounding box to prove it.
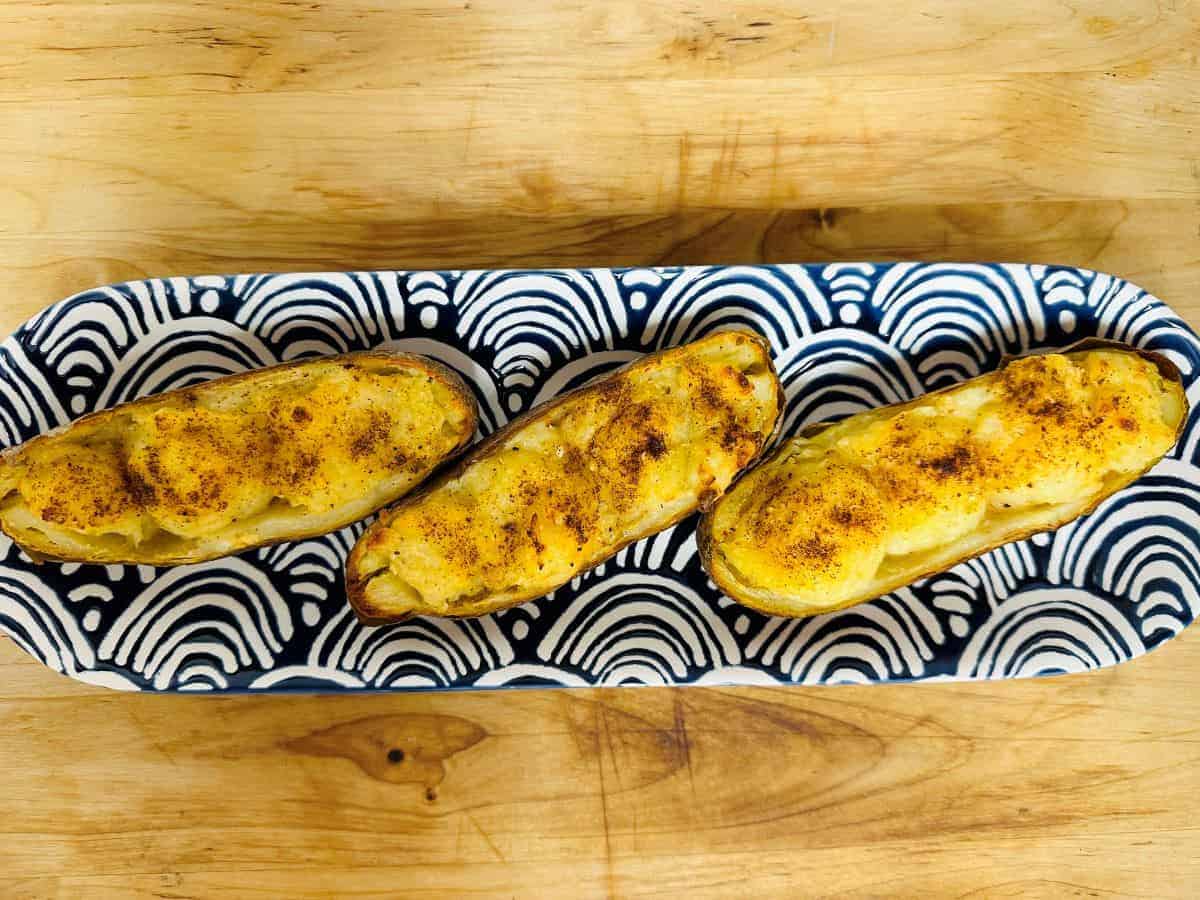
[1,264,1197,693]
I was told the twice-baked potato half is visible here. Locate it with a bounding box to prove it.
[346,330,782,623]
[0,351,477,565]
[698,340,1188,618]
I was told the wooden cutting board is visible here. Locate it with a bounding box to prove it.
[1,2,1198,897]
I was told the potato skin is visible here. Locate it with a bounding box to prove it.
[346,330,783,624]
[0,350,478,565]
[697,339,1189,619]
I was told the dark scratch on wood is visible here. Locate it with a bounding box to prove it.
[673,692,698,803]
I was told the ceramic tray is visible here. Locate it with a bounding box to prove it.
[1,263,1197,692]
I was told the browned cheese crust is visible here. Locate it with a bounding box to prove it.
[698,340,1189,618]
[0,351,477,564]
[346,330,783,623]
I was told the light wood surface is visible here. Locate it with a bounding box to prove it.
[2,2,1199,897]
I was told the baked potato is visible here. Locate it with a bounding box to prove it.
[346,330,782,623]
[698,340,1188,618]
[0,351,477,565]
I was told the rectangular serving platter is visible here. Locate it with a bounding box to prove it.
[0,263,1197,693]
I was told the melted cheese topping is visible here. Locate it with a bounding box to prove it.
[350,331,780,620]
[0,355,474,564]
[705,349,1186,616]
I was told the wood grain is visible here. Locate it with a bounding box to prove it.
[4,632,1200,898]
[1,0,1199,897]
[1,0,1195,99]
